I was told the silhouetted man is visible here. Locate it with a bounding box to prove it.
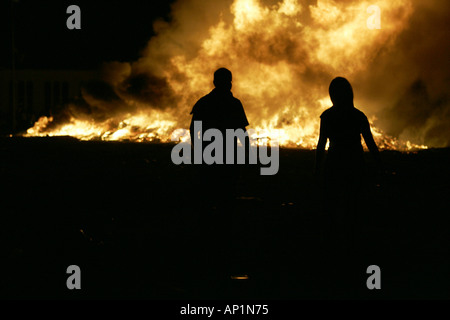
[189,68,249,210]
[189,68,250,279]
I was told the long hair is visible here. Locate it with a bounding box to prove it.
[329,77,354,108]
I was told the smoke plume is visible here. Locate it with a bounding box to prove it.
[27,0,450,148]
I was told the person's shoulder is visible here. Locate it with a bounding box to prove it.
[222,91,244,108]
[199,90,223,105]
[199,92,214,103]
[353,107,369,120]
[320,107,334,118]
[231,95,243,106]
[190,93,211,114]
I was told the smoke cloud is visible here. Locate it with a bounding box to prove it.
[28,0,450,148]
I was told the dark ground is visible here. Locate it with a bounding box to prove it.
[0,137,449,300]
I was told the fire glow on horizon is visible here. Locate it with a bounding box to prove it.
[25,0,432,151]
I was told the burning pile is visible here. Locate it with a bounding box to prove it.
[25,0,445,151]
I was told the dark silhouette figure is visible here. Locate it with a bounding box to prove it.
[189,68,250,280]
[190,68,249,209]
[314,77,381,294]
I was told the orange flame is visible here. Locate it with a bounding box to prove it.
[25,0,427,151]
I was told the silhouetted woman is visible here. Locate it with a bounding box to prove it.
[315,77,381,250]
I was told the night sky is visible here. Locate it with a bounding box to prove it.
[0,0,175,69]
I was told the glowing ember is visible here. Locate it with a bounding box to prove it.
[24,0,428,151]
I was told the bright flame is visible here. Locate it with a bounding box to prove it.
[26,112,177,142]
[24,0,427,151]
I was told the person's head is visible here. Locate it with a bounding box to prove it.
[213,68,232,91]
[329,77,354,108]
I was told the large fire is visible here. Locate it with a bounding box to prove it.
[25,0,428,151]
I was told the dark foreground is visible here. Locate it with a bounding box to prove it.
[0,137,449,300]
